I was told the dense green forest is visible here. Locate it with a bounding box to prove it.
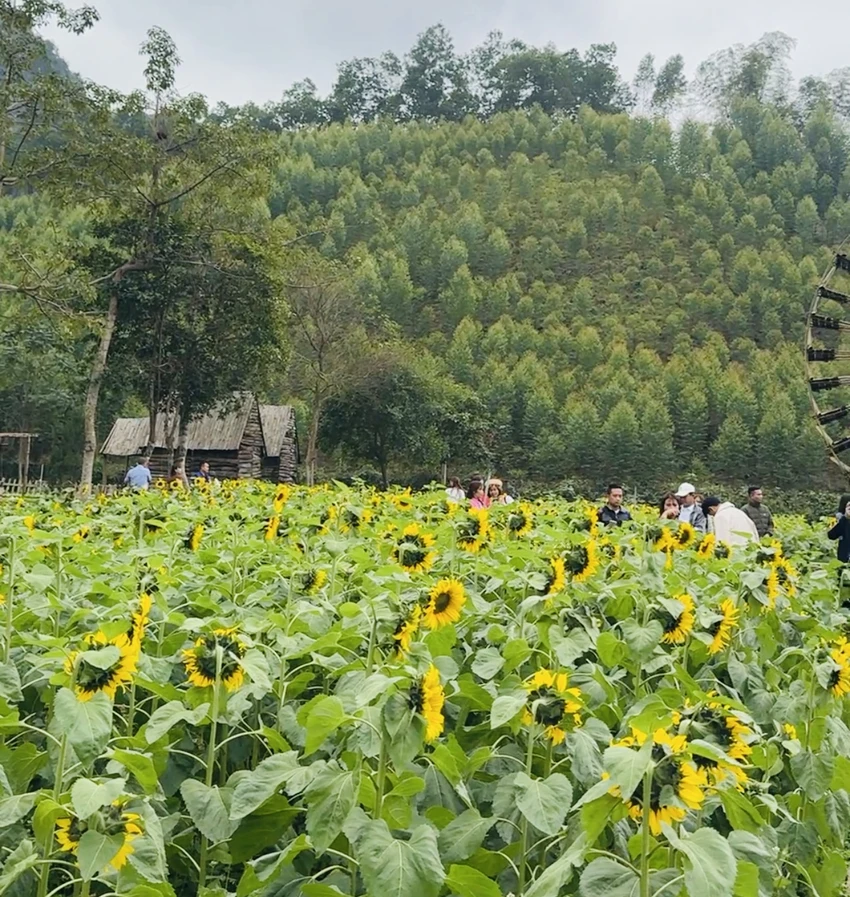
[2,8,850,493]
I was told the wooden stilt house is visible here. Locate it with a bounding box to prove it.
[100,395,298,482]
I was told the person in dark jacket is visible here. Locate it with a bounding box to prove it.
[598,484,631,526]
[828,495,850,563]
[742,486,774,538]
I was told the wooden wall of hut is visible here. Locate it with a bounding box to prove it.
[278,424,298,483]
[237,402,265,480]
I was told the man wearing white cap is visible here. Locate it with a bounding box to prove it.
[676,482,706,533]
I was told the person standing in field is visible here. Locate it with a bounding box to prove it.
[487,478,514,505]
[197,460,212,483]
[701,496,759,546]
[468,480,489,509]
[124,456,152,490]
[598,483,631,526]
[446,477,465,502]
[742,486,774,538]
[676,482,706,532]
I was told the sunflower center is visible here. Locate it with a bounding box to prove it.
[76,660,123,694]
[409,682,424,712]
[659,611,682,635]
[566,548,589,575]
[528,688,566,726]
[434,591,452,613]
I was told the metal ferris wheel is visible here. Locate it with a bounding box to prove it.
[806,237,850,474]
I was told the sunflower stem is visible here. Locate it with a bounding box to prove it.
[365,607,378,674]
[198,646,223,896]
[53,542,63,640]
[79,879,91,897]
[3,536,14,664]
[639,767,653,897]
[516,728,535,897]
[126,683,136,739]
[373,732,388,822]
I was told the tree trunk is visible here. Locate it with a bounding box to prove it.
[80,292,119,492]
[306,401,322,488]
[176,414,190,465]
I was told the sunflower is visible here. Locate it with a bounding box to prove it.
[56,804,142,871]
[659,594,695,645]
[422,579,466,629]
[66,631,138,702]
[688,704,753,785]
[23,515,35,532]
[393,605,422,656]
[302,568,328,594]
[578,503,599,537]
[564,539,599,583]
[265,516,280,541]
[409,665,445,742]
[765,556,798,608]
[72,526,90,543]
[652,526,675,553]
[393,523,436,573]
[626,760,706,836]
[340,507,374,533]
[507,504,533,538]
[783,723,798,740]
[671,521,696,550]
[182,628,247,691]
[697,533,715,558]
[273,484,291,513]
[457,509,490,553]
[707,599,739,655]
[115,593,153,656]
[185,524,204,552]
[522,669,584,744]
[390,491,414,513]
[544,556,566,597]
[828,639,850,697]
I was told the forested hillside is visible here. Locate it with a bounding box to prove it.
[1,16,850,492]
[270,104,847,488]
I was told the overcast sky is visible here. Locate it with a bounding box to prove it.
[44,0,847,106]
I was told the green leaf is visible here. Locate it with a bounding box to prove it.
[301,886,349,897]
[438,809,493,863]
[127,802,168,883]
[235,833,311,897]
[719,789,764,833]
[524,833,588,897]
[0,662,23,702]
[229,751,300,820]
[305,763,359,852]
[144,701,210,744]
[790,750,834,801]
[665,825,737,897]
[71,777,125,819]
[110,749,159,795]
[581,793,621,846]
[515,772,573,835]
[304,696,346,755]
[471,648,504,680]
[79,646,120,670]
[732,862,759,897]
[180,781,237,842]
[352,819,445,897]
[566,728,604,785]
[490,692,526,729]
[579,857,639,897]
[0,839,39,893]
[445,863,501,897]
[596,632,627,668]
[620,619,663,661]
[0,792,37,828]
[53,688,112,766]
[77,830,124,881]
[602,740,653,801]
[230,799,301,863]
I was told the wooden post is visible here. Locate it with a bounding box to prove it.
[21,435,31,489]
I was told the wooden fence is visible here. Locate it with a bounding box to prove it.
[0,477,49,495]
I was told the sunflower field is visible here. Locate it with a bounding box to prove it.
[0,482,848,897]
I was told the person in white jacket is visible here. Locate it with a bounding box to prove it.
[701,496,759,546]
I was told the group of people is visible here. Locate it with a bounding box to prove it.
[124,456,213,490]
[446,475,514,508]
[597,482,775,546]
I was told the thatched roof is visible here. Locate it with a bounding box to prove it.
[101,396,293,458]
[259,405,295,457]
